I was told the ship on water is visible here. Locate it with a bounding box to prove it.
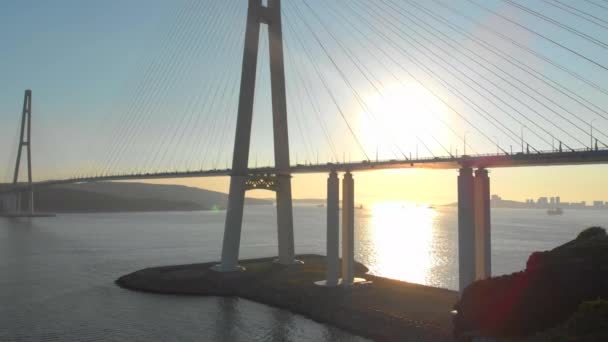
[547,208,563,215]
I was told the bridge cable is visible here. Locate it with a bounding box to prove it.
[191,28,244,171]
[367,0,552,150]
[582,0,608,11]
[288,3,407,159]
[142,1,223,172]
[306,1,455,158]
[283,40,324,164]
[103,0,204,175]
[100,0,194,176]
[300,1,433,159]
[282,10,371,160]
[378,0,599,148]
[465,0,608,71]
[397,0,608,146]
[543,0,608,30]
[149,0,241,173]
[501,0,608,50]
[210,17,255,170]
[118,0,216,174]
[82,3,187,178]
[427,0,608,98]
[410,0,608,124]
[154,2,238,172]
[183,4,245,171]
[134,0,227,174]
[283,37,340,162]
[345,0,523,152]
[323,0,479,156]
[341,0,515,154]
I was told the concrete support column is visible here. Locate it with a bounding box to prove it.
[276,174,296,264]
[0,194,7,213]
[458,167,475,293]
[216,176,247,272]
[341,172,355,286]
[29,188,34,214]
[474,169,491,280]
[215,0,261,272]
[268,0,296,265]
[3,193,16,213]
[325,171,340,286]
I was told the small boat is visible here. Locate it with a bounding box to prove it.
[547,208,563,215]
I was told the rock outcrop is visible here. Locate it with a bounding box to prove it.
[454,227,608,339]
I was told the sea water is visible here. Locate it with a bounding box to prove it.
[1,205,605,341]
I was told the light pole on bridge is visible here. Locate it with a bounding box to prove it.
[521,125,526,153]
[591,118,598,150]
[463,131,470,156]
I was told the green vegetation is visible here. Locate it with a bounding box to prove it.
[576,226,607,240]
[529,299,608,341]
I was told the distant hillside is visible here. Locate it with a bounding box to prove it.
[32,182,271,213]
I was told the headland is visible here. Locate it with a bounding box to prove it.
[117,254,458,341]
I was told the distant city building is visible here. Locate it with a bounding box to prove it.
[487,194,608,210]
[490,194,502,207]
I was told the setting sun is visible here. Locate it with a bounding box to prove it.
[360,82,450,158]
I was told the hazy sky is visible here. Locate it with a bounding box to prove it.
[1,0,607,203]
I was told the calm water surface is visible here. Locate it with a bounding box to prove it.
[1,205,606,341]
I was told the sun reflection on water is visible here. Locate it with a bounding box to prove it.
[361,202,437,285]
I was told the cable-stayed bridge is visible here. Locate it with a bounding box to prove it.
[1,0,607,291]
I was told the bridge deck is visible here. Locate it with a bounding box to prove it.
[4,149,608,193]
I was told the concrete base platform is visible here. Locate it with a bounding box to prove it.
[116,254,457,341]
[273,258,304,265]
[314,277,370,287]
[210,264,246,272]
[0,212,56,218]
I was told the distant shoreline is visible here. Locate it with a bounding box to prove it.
[21,182,271,213]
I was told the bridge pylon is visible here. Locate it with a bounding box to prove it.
[12,89,34,214]
[214,0,297,271]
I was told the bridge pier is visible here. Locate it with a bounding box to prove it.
[341,171,355,286]
[0,193,17,213]
[458,167,476,293]
[458,167,492,293]
[276,174,296,265]
[474,169,491,280]
[16,192,22,212]
[327,172,340,285]
[315,171,340,287]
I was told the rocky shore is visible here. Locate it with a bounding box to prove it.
[117,254,458,341]
[454,227,608,340]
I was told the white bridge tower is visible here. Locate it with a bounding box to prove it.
[215,0,297,271]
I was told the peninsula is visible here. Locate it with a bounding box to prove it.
[28,182,271,213]
[117,255,458,341]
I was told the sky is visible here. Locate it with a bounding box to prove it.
[1,0,608,204]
